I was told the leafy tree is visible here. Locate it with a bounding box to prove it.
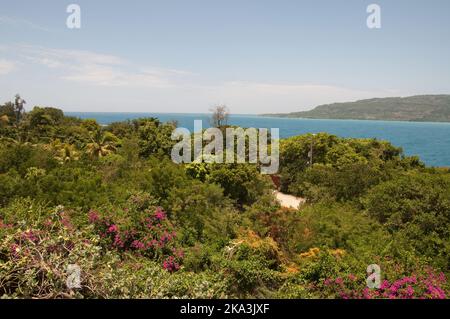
[208,163,270,206]
[85,130,118,158]
[133,118,176,157]
[363,172,450,269]
[105,121,135,139]
[279,133,339,190]
[0,102,15,120]
[325,143,368,169]
[45,139,80,164]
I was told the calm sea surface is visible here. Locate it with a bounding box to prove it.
[66,112,450,167]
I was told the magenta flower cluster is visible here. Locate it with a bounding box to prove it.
[19,230,39,243]
[4,209,81,261]
[162,255,180,272]
[8,230,41,260]
[323,269,448,299]
[88,208,183,272]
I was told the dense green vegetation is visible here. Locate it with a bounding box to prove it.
[263,95,450,122]
[1,97,449,299]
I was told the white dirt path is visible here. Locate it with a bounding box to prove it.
[274,191,306,209]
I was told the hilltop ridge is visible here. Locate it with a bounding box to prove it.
[262,95,450,122]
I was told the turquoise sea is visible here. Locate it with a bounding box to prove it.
[66,112,450,167]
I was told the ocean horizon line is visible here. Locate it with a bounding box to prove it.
[64,111,450,126]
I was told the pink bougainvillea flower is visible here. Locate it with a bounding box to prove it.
[162,256,180,272]
[21,230,39,243]
[154,208,166,221]
[380,280,390,290]
[107,224,119,233]
[131,240,145,250]
[405,285,415,298]
[113,234,124,248]
[88,211,100,223]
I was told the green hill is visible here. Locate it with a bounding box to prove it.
[263,95,450,122]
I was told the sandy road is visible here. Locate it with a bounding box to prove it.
[274,191,305,209]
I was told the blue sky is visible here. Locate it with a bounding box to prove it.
[1,0,450,113]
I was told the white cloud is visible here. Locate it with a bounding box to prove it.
[2,44,406,113]
[0,15,52,32]
[20,45,125,67]
[199,81,395,113]
[61,64,174,88]
[15,45,189,88]
[0,59,15,75]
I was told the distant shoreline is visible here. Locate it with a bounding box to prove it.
[65,112,450,125]
[260,94,450,124]
[258,114,450,124]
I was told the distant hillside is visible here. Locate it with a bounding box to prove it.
[263,95,450,122]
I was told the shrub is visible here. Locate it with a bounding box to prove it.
[89,207,183,272]
[0,206,107,298]
[322,268,448,299]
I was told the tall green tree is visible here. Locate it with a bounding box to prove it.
[85,130,118,158]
